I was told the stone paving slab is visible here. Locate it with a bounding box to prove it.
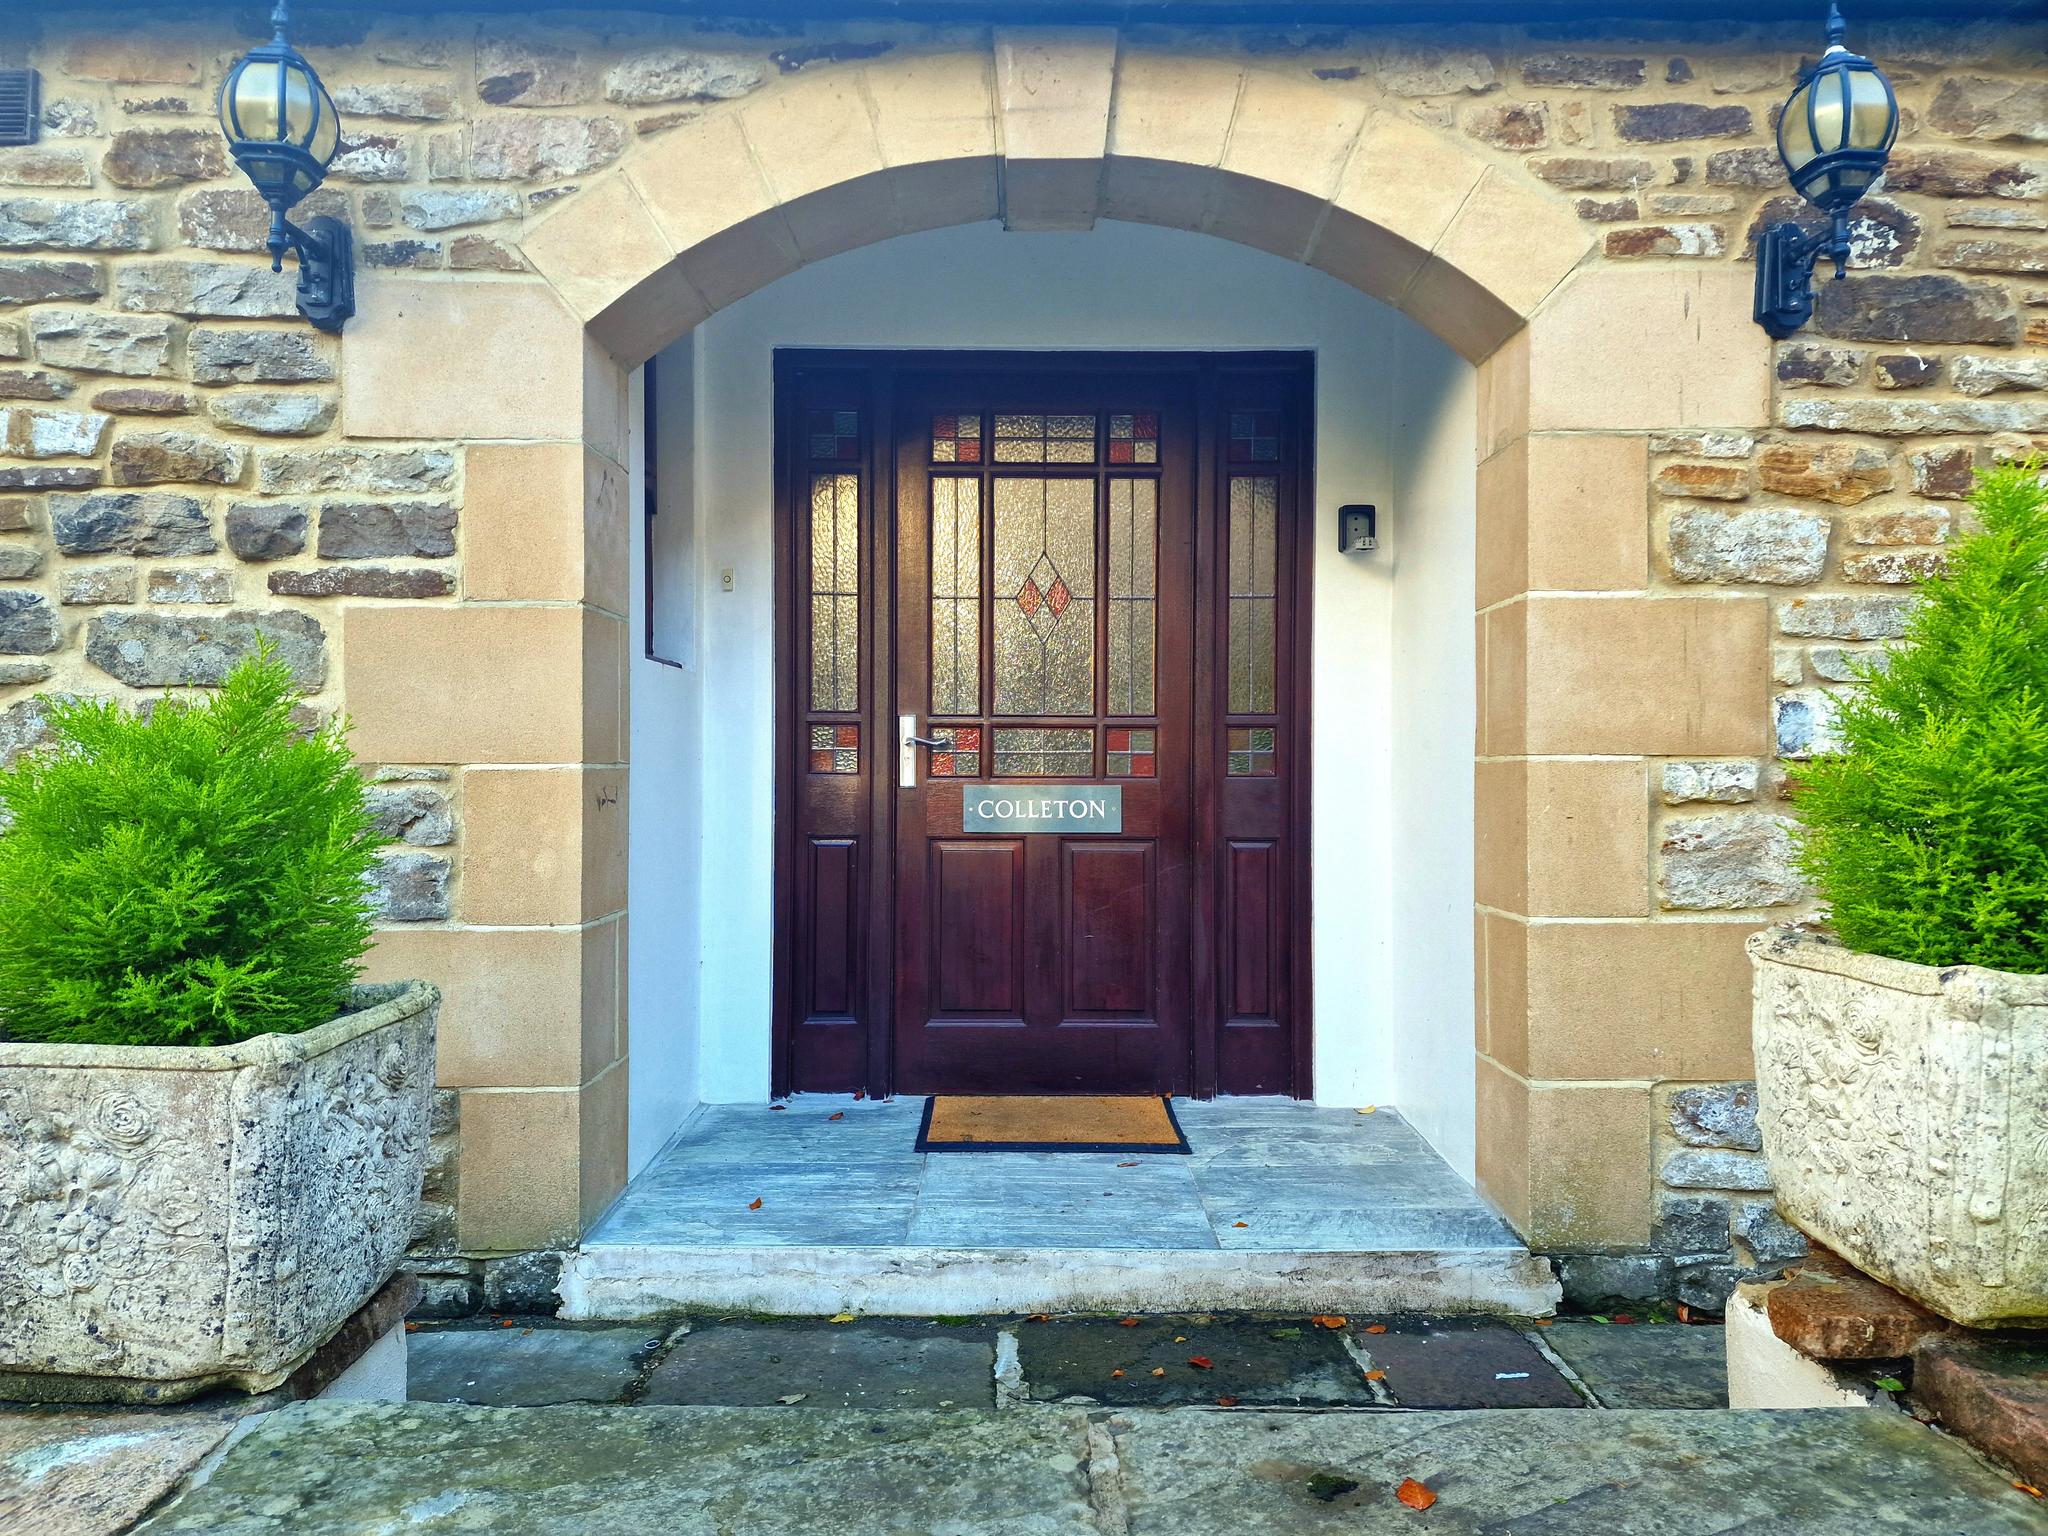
[637,1321,996,1409]
[136,1401,1100,1536]
[406,1324,667,1406]
[1346,1318,1584,1408]
[0,1403,245,1536]
[1015,1316,1376,1408]
[1107,1407,2048,1534]
[1539,1321,1729,1409]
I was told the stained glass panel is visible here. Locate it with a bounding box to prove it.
[993,477,1095,715]
[932,413,982,463]
[993,727,1093,777]
[930,477,981,716]
[807,408,860,462]
[993,413,1095,464]
[1107,477,1156,717]
[809,471,859,712]
[1228,410,1280,464]
[1226,476,1277,716]
[929,725,982,778]
[1227,726,1276,777]
[809,723,859,774]
[1107,412,1159,465]
[1107,727,1156,778]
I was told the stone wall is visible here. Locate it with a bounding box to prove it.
[0,7,2042,1273]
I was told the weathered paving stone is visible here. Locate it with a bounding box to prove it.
[207,391,336,436]
[0,406,110,458]
[1668,1082,1763,1150]
[60,565,138,606]
[1813,272,2019,345]
[224,502,308,560]
[0,257,102,306]
[137,1401,1101,1535]
[641,1321,995,1410]
[605,49,766,106]
[0,591,58,655]
[0,197,154,252]
[52,491,215,556]
[29,309,174,376]
[1913,1335,2048,1489]
[0,1402,247,1536]
[1541,1321,1728,1409]
[147,567,232,604]
[1757,442,1893,504]
[1347,1318,1582,1409]
[189,326,336,385]
[111,429,247,487]
[102,126,230,189]
[316,501,457,559]
[116,259,297,318]
[85,608,324,687]
[1660,762,1758,807]
[408,1324,663,1406]
[1658,813,1801,909]
[1667,506,1827,585]
[366,783,454,846]
[1014,1317,1373,1409]
[259,447,457,496]
[1765,1249,1953,1361]
[269,566,452,598]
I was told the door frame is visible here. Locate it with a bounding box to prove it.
[771,348,1316,1100]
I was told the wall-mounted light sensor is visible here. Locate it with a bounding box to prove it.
[1339,504,1377,554]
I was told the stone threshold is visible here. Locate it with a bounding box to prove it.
[558,1245,1561,1321]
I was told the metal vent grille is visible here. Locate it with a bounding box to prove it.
[0,71,37,147]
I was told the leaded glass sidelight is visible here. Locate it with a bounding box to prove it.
[1227,476,1278,717]
[930,477,982,716]
[1106,477,1157,716]
[993,476,1096,716]
[809,471,859,712]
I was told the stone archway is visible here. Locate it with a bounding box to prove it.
[339,34,1771,1256]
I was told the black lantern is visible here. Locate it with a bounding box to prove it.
[1754,3,1899,339]
[217,0,353,332]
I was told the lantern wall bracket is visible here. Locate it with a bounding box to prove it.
[1753,212,1852,341]
[267,210,353,334]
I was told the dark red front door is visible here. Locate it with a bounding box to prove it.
[890,371,1197,1093]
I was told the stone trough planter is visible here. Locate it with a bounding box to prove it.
[0,981,438,1403]
[1750,929,2048,1329]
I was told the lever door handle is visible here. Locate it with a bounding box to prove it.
[906,735,948,749]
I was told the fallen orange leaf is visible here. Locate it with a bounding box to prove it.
[1027,1313,1051,1323]
[1395,1479,1436,1511]
[1150,1367,1166,1377]
[829,1313,856,1323]
[1117,1161,1139,1168]
[1233,1221,1250,1228]
[1364,1369,1386,1381]
[1311,1315,1347,1330]
[1111,1369,1126,1378]
[1533,1317,1553,1327]
[747,1197,764,1210]
[1188,1356,1214,1369]
[2016,1483,2045,1499]
[1174,1335,1187,1343]
[828,1111,845,1121]
[404,1322,420,1333]
[1215,1395,1239,1406]
[1118,1316,1143,1327]
[499,1319,514,1328]
[1613,1314,1636,1325]
[1677,1304,1692,1324]
[1365,1324,1388,1335]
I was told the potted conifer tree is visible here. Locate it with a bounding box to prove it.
[0,649,437,1401]
[1752,461,2048,1328]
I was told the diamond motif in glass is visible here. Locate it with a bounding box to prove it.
[993,413,1096,463]
[932,413,982,463]
[1107,727,1156,778]
[993,726,1093,777]
[807,408,860,462]
[1227,410,1280,464]
[1107,412,1159,464]
[928,725,982,778]
[1226,726,1276,777]
[993,477,1095,715]
[809,723,859,774]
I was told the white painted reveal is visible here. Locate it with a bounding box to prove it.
[628,220,1477,1180]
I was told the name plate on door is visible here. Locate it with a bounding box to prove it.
[962,785,1122,834]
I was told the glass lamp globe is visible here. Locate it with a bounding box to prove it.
[1775,4,1899,214]
[217,24,341,211]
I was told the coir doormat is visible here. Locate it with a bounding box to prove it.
[916,1095,1190,1154]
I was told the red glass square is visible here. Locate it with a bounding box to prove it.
[1107,728,1131,751]
[955,727,981,750]
[957,440,981,463]
[809,750,833,772]
[932,753,955,775]
[934,415,957,437]
[1135,413,1158,438]
[1131,753,1154,776]
[835,724,859,747]
[1108,441,1134,463]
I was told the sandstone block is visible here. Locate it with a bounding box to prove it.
[0,258,102,307]
[1668,506,1827,585]
[0,660,51,686]
[1705,146,1781,187]
[0,499,31,532]
[85,607,325,687]
[110,429,246,487]
[269,566,452,599]
[1529,155,1657,190]
[0,369,72,402]
[1664,1148,1774,1193]
[1846,509,1950,546]
[0,147,93,189]
[1811,647,1890,683]
[1523,52,1645,88]
[116,260,297,318]
[29,310,174,376]
[1659,812,1802,909]
[397,189,521,232]
[1655,462,1749,500]
[1756,442,1892,504]
[51,491,214,556]
[1466,101,1548,150]
[102,128,229,190]
[1650,430,1754,459]
[0,591,58,655]
[1374,47,1498,96]
[330,133,411,184]
[1913,1335,2048,1489]
[258,448,457,497]
[1780,395,2048,436]
[188,327,336,385]
[1605,222,1725,259]
[92,386,193,416]
[1872,353,1939,389]
[0,466,99,491]
[477,36,600,107]
[224,503,308,560]
[1952,354,2048,396]
[604,50,765,106]
[146,567,232,604]
[0,198,154,252]
[1840,549,1947,585]
[1776,344,1863,387]
[1886,148,2047,200]
[1661,761,1759,806]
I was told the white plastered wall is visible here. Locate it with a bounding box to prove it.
[628,220,1478,1178]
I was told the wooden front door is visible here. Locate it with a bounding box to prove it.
[775,352,1312,1100]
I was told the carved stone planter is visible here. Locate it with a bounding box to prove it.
[1750,929,2048,1329]
[0,981,438,1402]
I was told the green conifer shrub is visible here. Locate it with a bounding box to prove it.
[1791,461,2048,972]
[0,647,383,1046]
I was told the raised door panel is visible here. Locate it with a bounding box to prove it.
[1063,842,1154,1018]
[929,839,1026,1017]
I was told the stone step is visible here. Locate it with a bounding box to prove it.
[135,1401,2048,1535]
[558,1243,1562,1321]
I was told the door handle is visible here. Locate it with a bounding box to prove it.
[906,735,947,749]
[898,714,930,788]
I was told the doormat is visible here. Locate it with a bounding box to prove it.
[916,1095,1190,1154]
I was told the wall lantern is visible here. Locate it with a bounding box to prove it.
[1753,2,1899,340]
[217,0,353,332]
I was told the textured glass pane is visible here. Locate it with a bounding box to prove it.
[1226,476,1276,715]
[992,413,1097,464]
[929,725,982,778]
[932,412,982,463]
[1107,477,1157,716]
[993,477,1095,716]
[930,477,982,716]
[1107,411,1159,465]
[809,722,859,775]
[1228,410,1281,464]
[1227,725,1276,777]
[806,409,860,462]
[809,472,858,712]
[993,727,1093,777]
[1107,726,1156,778]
